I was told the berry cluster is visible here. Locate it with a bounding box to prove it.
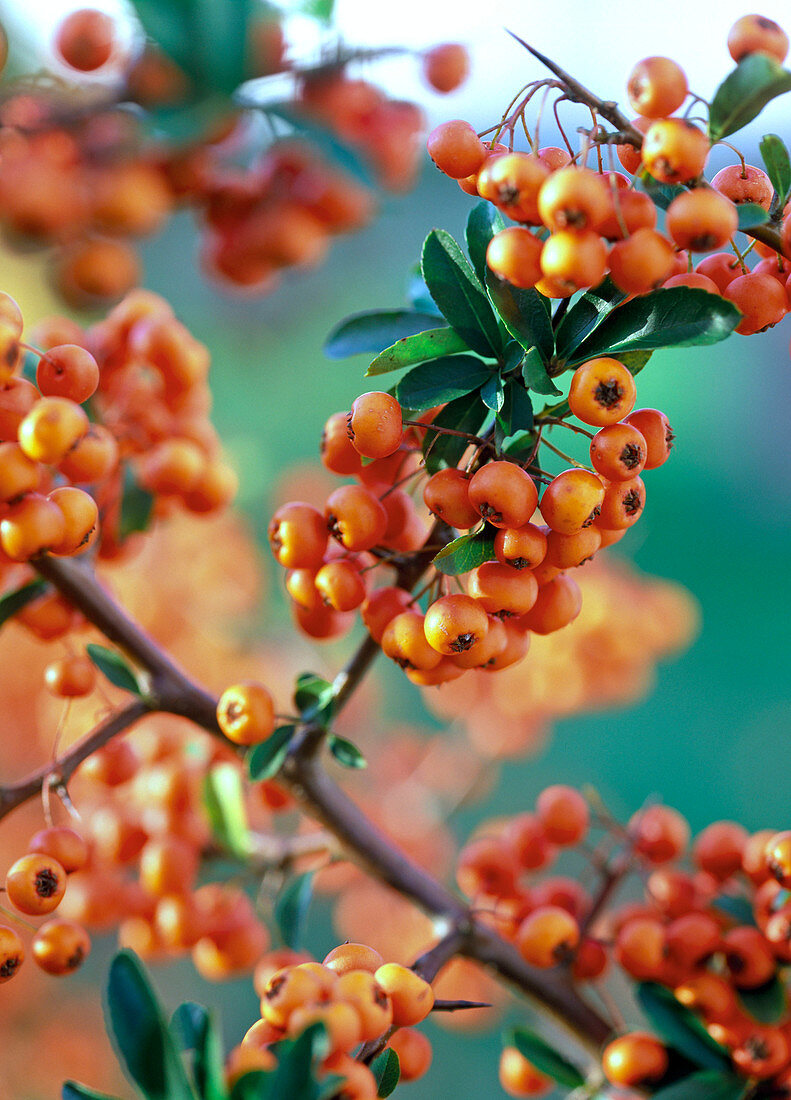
[458,789,791,1094]
[232,941,434,1096]
[0,825,91,983]
[427,15,791,337]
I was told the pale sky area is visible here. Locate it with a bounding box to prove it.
[1,0,789,139]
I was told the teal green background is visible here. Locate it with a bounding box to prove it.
[107,162,791,1097]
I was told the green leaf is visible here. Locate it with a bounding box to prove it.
[301,0,335,23]
[366,327,469,376]
[466,201,506,284]
[555,277,629,360]
[325,311,445,359]
[712,893,757,927]
[421,229,502,357]
[422,392,488,475]
[106,951,197,1100]
[275,872,315,950]
[433,527,496,576]
[119,464,155,543]
[0,577,48,629]
[708,54,791,141]
[496,380,534,445]
[636,983,730,1071]
[171,1003,228,1100]
[736,202,770,230]
[395,355,493,410]
[760,133,791,203]
[265,104,374,187]
[85,644,144,697]
[507,1027,586,1089]
[371,1048,401,1098]
[294,672,335,726]
[651,1070,749,1100]
[406,266,443,315]
[485,270,554,360]
[619,349,654,377]
[636,173,685,211]
[570,287,741,363]
[501,430,537,461]
[265,1023,329,1099]
[229,1072,273,1100]
[131,0,253,97]
[480,373,505,412]
[736,975,787,1024]
[328,734,367,769]
[202,765,251,859]
[522,346,562,396]
[63,1086,123,1100]
[246,725,295,781]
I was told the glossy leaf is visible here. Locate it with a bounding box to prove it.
[636,173,685,210]
[569,287,741,363]
[466,201,506,284]
[0,577,48,630]
[522,345,562,396]
[406,266,443,315]
[433,528,496,576]
[372,1049,401,1098]
[263,1023,329,1099]
[651,1070,749,1100]
[709,54,791,141]
[171,1003,228,1100]
[736,202,770,230]
[275,871,315,950]
[63,1086,123,1100]
[422,392,488,476]
[508,1027,586,1089]
[554,277,628,360]
[246,725,295,781]
[294,672,335,726]
[328,734,367,769]
[421,229,502,356]
[395,355,492,409]
[106,951,197,1100]
[760,133,791,202]
[325,311,445,359]
[481,372,505,412]
[229,1072,273,1100]
[485,270,554,360]
[366,327,469,376]
[737,975,787,1024]
[119,464,155,542]
[712,893,757,927]
[636,983,730,1071]
[86,644,144,697]
[202,764,252,859]
[496,379,534,444]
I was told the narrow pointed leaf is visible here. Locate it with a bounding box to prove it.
[709,54,791,141]
[0,578,48,629]
[508,1027,586,1089]
[85,644,144,697]
[466,201,506,284]
[522,345,562,396]
[275,871,315,950]
[371,1049,401,1098]
[554,277,628,359]
[328,734,367,769]
[171,1003,228,1100]
[366,327,469,376]
[246,725,295,781]
[202,764,252,859]
[325,311,445,359]
[760,133,791,202]
[395,355,492,409]
[63,1086,123,1100]
[422,392,488,475]
[294,672,335,725]
[736,202,770,230]
[650,1070,749,1100]
[485,270,554,359]
[106,951,197,1100]
[496,378,534,438]
[421,229,502,356]
[636,983,730,1070]
[433,528,495,576]
[736,975,786,1024]
[570,287,741,363]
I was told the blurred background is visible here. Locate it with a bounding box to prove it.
[1,1,791,1096]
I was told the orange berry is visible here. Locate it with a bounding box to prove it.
[321,411,364,476]
[608,228,675,294]
[58,423,119,483]
[0,492,67,561]
[360,586,413,644]
[54,8,115,71]
[424,593,489,656]
[493,523,547,570]
[666,188,739,252]
[28,826,89,873]
[568,357,637,427]
[622,408,674,469]
[665,912,722,970]
[0,441,40,503]
[18,396,89,465]
[615,916,667,981]
[47,485,99,556]
[478,153,549,224]
[602,1033,668,1088]
[36,345,99,403]
[499,1046,551,1096]
[323,943,384,976]
[597,476,645,530]
[724,926,777,989]
[724,272,788,335]
[269,501,328,568]
[137,439,206,496]
[537,167,611,232]
[6,853,67,915]
[0,924,24,982]
[536,786,589,846]
[539,230,607,295]
[590,423,647,481]
[486,227,544,288]
[334,969,393,1042]
[423,43,469,93]
[728,15,789,63]
[516,905,580,968]
[520,574,582,634]
[375,963,434,1025]
[315,559,366,612]
[766,830,791,887]
[732,1026,789,1079]
[627,57,688,117]
[712,164,774,209]
[423,467,479,529]
[388,1029,432,1082]
[617,116,651,174]
[468,461,538,528]
[347,392,403,459]
[540,469,605,534]
[630,804,689,863]
[139,836,199,897]
[382,612,444,670]
[642,119,709,184]
[427,119,486,179]
[692,821,749,881]
[467,560,539,617]
[325,484,387,552]
[260,965,325,1028]
[31,918,91,975]
[217,681,275,745]
[43,655,96,697]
